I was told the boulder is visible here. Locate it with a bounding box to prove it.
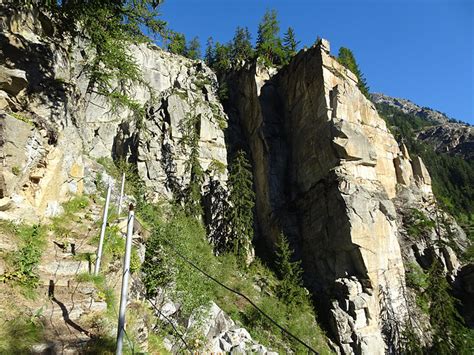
[0,66,28,96]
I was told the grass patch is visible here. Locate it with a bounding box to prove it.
[63,195,90,214]
[50,195,91,241]
[0,309,44,353]
[0,223,47,297]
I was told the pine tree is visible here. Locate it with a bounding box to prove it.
[184,141,204,218]
[186,36,201,60]
[204,36,215,67]
[180,114,204,218]
[228,150,255,263]
[337,47,370,98]
[231,26,253,64]
[426,259,470,353]
[282,27,299,63]
[275,234,307,308]
[213,42,232,73]
[256,9,284,66]
[168,31,187,56]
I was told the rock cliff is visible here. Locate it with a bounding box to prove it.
[0,8,228,222]
[223,40,467,354]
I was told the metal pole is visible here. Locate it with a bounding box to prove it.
[117,173,125,216]
[116,205,134,355]
[94,183,112,276]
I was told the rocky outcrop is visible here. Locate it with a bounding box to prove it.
[417,123,474,160]
[371,93,473,160]
[0,7,228,221]
[224,40,450,354]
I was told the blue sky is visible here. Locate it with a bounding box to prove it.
[160,0,473,124]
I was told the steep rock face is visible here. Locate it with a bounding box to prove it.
[225,40,441,354]
[0,8,228,221]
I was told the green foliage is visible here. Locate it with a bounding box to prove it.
[29,1,166,125]
[95,224,141,274]
[0,223,46,295]
[0,310,44,353]
[204,37,215,66]
[337,47,370,98]
[167,31,187,56]
[11,166,20,176]
[208,158,226,176]
[178,113,204,217]
[282,27,299,63]
[274,234,307,308]
[399,322,424,355]
[256,9,285,66]
[426,260,471,353]
[148,332,171,355]
[227,150,255,262]
[186,36,201,60]
[405,208,435,239]
[231,26,254,63]
[49,195,90,244]
[213,42,233,73]
[404,262,429,313]
[140,202,332,353]
[9,111,32,125]
[142,206,215,316]
[63,195,90,214]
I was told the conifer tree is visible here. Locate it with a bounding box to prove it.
[179,114,204,218]
[168,31,187,56]
[275,234,307,308]
[256,9,284,66]
[282,27,299,63]
[337,47,370,98]
[213,42,232,73]
[426,259,470,353]
[231,26,254,64]
[228,150,255,262]
[204,36,215,67]
[184,142,204,218]
[186,36,201,60]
